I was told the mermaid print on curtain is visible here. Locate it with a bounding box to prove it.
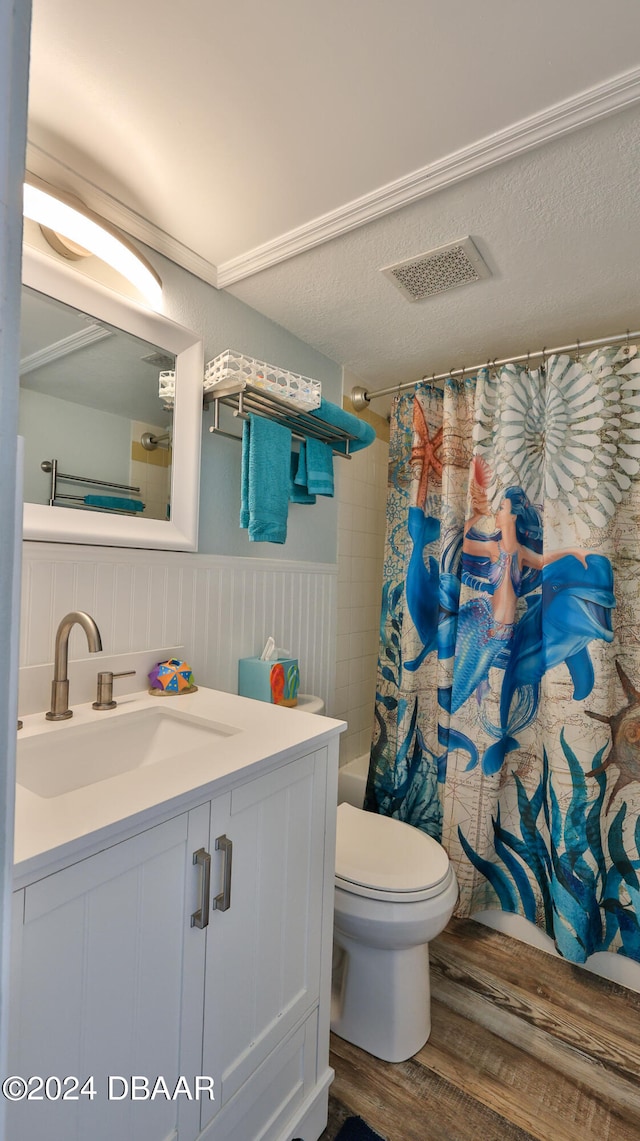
[365,345,640,964]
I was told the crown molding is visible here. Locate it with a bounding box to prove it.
[27,65,640,292]
[20,323,113,375]
[217,65,640,287]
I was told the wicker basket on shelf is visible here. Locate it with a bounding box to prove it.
[204,350,321,411]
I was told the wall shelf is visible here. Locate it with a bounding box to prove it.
[41,458,144,514]
[205,382,356,456]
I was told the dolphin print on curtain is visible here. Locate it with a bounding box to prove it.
[365,345,640,964]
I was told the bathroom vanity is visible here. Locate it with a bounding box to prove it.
[9,688,343,1141]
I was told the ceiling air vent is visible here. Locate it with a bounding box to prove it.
[141,351,175,369]
[381,237,490,302]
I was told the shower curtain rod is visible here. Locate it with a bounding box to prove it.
[349,327,640,410]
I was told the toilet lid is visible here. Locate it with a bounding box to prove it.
[335,803,450,894]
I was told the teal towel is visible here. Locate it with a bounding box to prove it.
[310,398,376,454]
[240,421,250,529]
[294,442,308,488]
[305,437,334,496]
[290,449,316,504]
[240,414,291,543]
[84,495,144,512]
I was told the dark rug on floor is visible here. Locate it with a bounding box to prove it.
[334,1116,387,1141]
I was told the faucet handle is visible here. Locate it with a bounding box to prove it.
[92,670,136,711]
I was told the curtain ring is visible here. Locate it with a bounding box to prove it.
[575,338,581,364]
[541,347,547,377]
[624,329,631,356]
[392,376,402,414]
[526,351,531,377]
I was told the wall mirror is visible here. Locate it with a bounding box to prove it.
[21,248,203,549]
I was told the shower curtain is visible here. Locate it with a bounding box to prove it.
[365,346,640,964]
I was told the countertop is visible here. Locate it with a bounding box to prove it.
[14,687,345,887]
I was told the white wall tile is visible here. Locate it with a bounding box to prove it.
[333,435,388,765]
[335,633,350,663]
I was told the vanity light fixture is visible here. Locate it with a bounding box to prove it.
[23,174,163,309]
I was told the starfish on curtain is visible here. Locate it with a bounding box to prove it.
[585,658,640,813]
[410,398,443,508]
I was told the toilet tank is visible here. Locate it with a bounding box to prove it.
[337,754,369,808]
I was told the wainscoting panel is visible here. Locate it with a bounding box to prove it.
[20,543,337,710]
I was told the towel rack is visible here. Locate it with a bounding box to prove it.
[41,459,143,513]
[204,384,355,456]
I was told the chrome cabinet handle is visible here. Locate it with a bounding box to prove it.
[212,834,232,912]
[191,848,211,929]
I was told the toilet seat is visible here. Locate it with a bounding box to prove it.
[335,803,452,903]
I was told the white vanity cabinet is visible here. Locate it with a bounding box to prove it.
[199,747,329,1140]
[8,738,337,1141]
[8,807,210,1141]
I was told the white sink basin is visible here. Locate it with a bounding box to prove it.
[17,707,240,799]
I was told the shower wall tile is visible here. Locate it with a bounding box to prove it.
[335,434,388,766]
[20,543,337,714]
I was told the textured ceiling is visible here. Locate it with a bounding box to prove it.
[229,104,640,395]
[25,0,640,406]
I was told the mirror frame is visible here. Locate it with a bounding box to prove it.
[21,247,203,550]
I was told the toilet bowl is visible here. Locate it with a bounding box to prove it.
[331,802,458,1063]
[295,701,457,1061]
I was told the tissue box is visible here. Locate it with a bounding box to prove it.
[238,657,300,707]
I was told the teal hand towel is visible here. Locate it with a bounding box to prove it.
[294,442,308,488]
[310,398,376,454]
[240,421,250,529]
[240,414,291,543]
[84,495,144,512]
[305,437,334,496]
[290,449,316,504]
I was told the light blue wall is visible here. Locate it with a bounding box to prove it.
[19,388,132,504]
[154,252,342,563]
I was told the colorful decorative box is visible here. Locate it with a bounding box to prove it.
[238,656,300,707]
[148,658,198,695]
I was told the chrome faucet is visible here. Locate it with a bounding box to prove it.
[46,611,103,721]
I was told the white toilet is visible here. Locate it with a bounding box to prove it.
[291,693,326,715]
[332,802,458,1062]
[291,696,458,1062]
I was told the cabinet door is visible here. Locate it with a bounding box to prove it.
[201,748,327,1133]
[8,806,210,1141]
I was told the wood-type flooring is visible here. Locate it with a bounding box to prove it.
[321,917,640,1141]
